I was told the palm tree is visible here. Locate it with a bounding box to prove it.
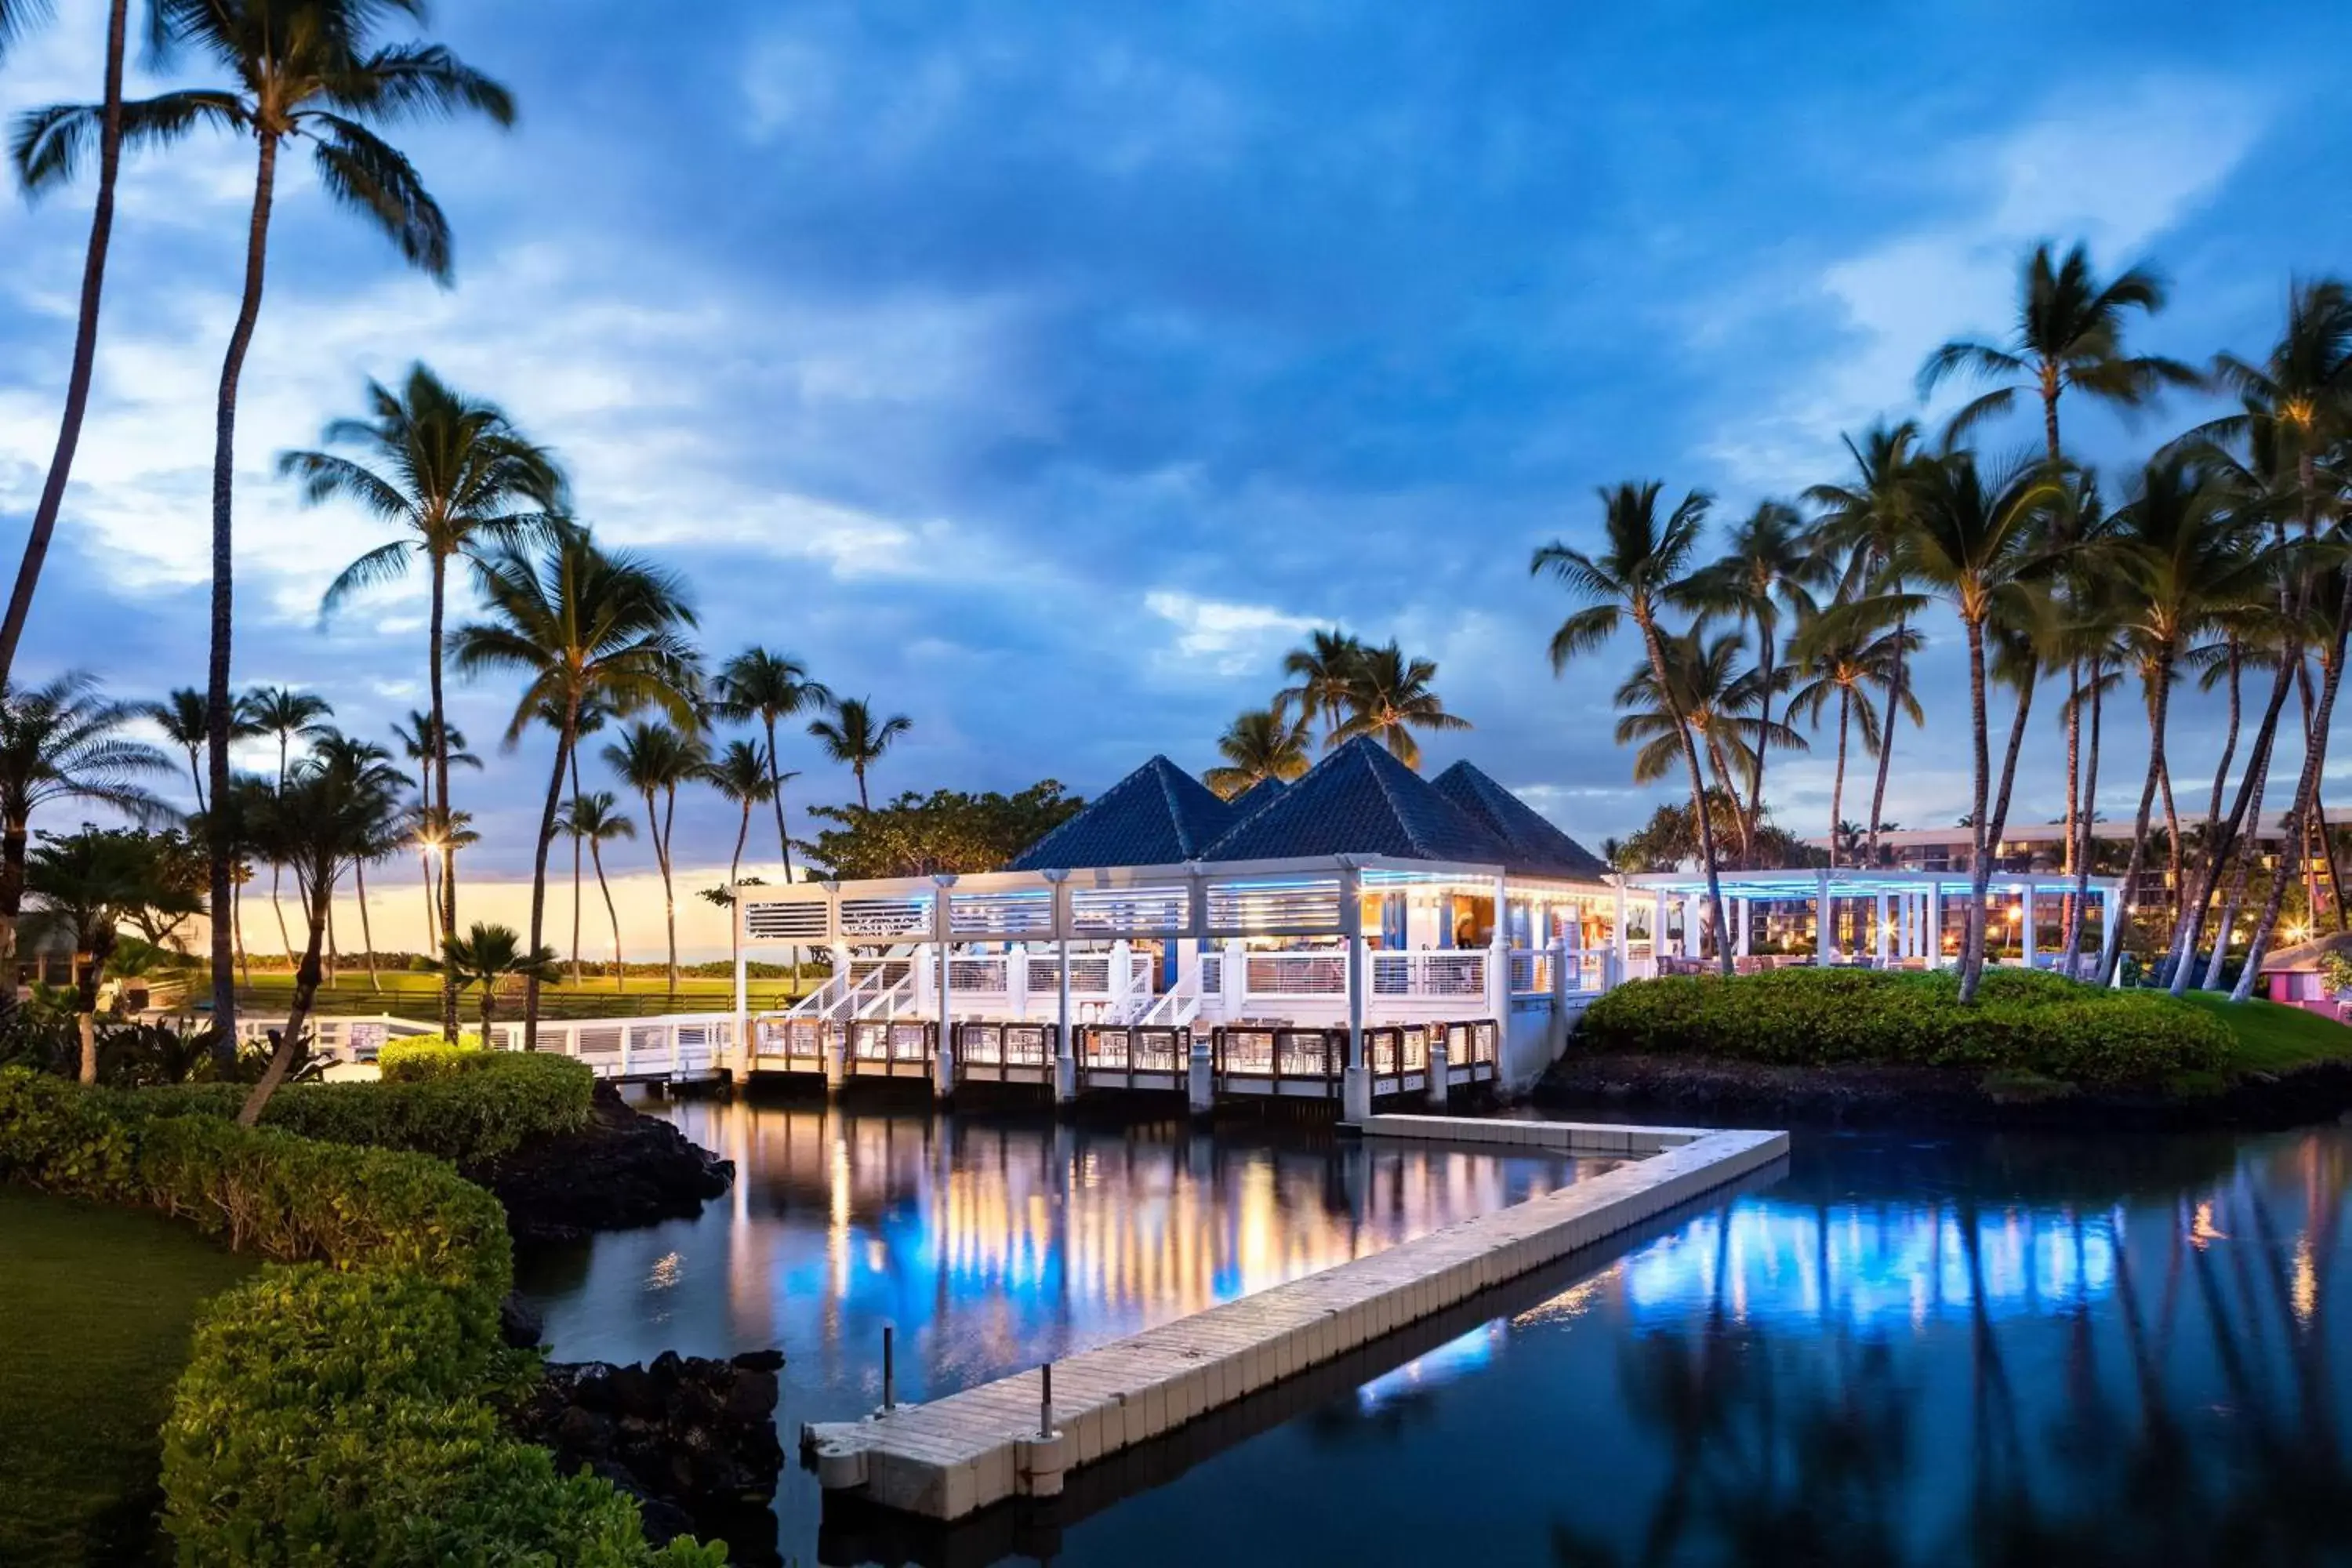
[24,826,204,1083]
[146,685,262,811]
[234,745,408,1123]
[1204,707,1313,799]
[809,697,911,810]
[1787,600,1920,866]
[241,684,330,961]
[711,648,832,886]
[452,532,699,1049]
[1533,481,1733,972]
[0,0,140,690]
[1685,500,1824,851]
[1904,450,2063,998]
[1330,640,1471,768]
[0,672,172,984]
[556,791,633,991]
[1806,421,1929,861]
[1277,628,1366,743]
[307,728,409,992]
[426,920,558,1040]
[602,720,705,991]
[1613,629,1802,852]
[704,739,776,978]
[21,0,521,1037]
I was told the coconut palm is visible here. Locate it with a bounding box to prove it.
[0,0,139,688]
[426,920,559,1040]
[704,739,777,975]
[1806,421,1929,861]
[1787,601,1920,866]
[0,672,172,981]
[452,532,699,1048]
[1330,640,1471,769]
[555,790,633,991]
[19,0,521,1035]
[602,720,706,991]
[809,697,910,811]
[1204,706,1313,799]
[1533,481,1733,971]
[1685,500,1825,851]
[242,684,331,960]
[1277,628,1367,743]
[711,648,832,887]
[1903,450,2063,998]
[146,685,262,811]
[1612,630,1802,848]
[307,728,409,992]
[24,826,205,1083]
[234,745,408,1123]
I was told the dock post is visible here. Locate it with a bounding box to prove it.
[1425,1032,1449,1109]
[1339,862,1370,1124]
[1187,1033,1214,1117]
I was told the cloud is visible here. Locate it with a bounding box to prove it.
[1142,590,1315,677]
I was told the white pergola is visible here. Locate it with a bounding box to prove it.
[1619,866,2129,976]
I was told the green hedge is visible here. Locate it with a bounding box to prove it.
[114,1049,593,1163]
[378,1034,491,1083]
[1579,967,2232,1087]
[0,1069,720,1565]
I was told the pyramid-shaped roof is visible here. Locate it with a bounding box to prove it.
[1200,735,1513,866]
[1226,775,1290,819]
[1431,760,1612,879]
[1007,755,1238,871]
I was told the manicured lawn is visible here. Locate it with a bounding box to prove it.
[2184,992,2352,1073]
[0,1189,252,1566]
[220,971,816,1021]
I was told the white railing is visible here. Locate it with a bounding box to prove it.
[219,1011,441,1061]
[1245,952,1347,996]
[1372,951,1488,1000]
[947,955,1010,993]
[479,1011,736,1080]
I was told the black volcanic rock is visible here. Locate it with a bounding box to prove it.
[466,1081,732,1243]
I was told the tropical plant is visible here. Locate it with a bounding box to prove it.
[710,647,831,886]
[424,920,561,1040]
[1330,640,1471,768]
[1276,628,1366,743]
[0,671,172,985]
[554,790,633,990]
[803,782,1084,879]
[242,683,332,958]
[306,728,411,991]
[1685,500,1824,852]
[1534,481,1733,971]
[808,696,910,811]
[703,739,776,972]
[1786,597,1919,866]
[147,684,262,811]
[1612,627,1801,872]
[452,532,699,1047]
[602,720,706,990]
[24,826,205,1083]
[1204,706,1313,799]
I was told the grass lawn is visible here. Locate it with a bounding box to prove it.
[215,970,816,1021]
[0,1189,252,1566]
[2183,992,2352,1074]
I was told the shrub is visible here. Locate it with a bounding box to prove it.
[114,1049,593,1163]
[378,1033,491,1083]
[1579,967,2231,1087]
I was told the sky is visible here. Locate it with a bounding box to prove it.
[0,0,2347,959]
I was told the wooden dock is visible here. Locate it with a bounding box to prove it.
[803,1120,1789,1520]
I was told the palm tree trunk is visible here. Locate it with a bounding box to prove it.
[185,748,206,813]
[856,761,870,811]
[0,0,129,688]
[2158,756,2182,922]
[1828,687,1851,867]
[355,859,379,992]
[2317,781,2350,930]
[240,864,322,1127]
[2103,656,2175,985]
[430,554,459,1038]
[1746,630,1775,867]
[765,713,800,991]
[660,783,680,992]
[2234,583,2352,1002]
[233,874,249,987]
[729,802,752,976]
[1640,622,1731,974]
[1959,618,1994,1002]
[522,705,577,1051]
[2060,661,2081,937]
[2060,666,2105,975]
[591,838,623,992]
[2168,642,2245,981]
[77,1007,98,1087]
[325,884,338,988]
[567,746,583,985]
[1866,613,1907,865]
[206,130,279,1056]
[419,849,435,960]
[2183,658,2298,994]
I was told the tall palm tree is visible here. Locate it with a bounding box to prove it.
[704,739,776,978]
[425,920,557,1040]
[1612,628,1800,840]
[23,0,521,1036]
[1806,420,1928,862]
[242,684,330,960]
[1787,601,1919,866]
[1277,628,1366,744]
[0,672,172,985]
[146,685,262,811]
[1534,481,1733,971]
[0,0,137,688]
[555,790,632,991]
[1329,640,1471,768]
[710,648,832,887]
[1685,500,1824,851]
[235,744,408,1123]
[1204,706,1312,799]
[809,697,910,811]
[452,532,698,1048]
[602,720,705,992]
[1904,449,2063,999]
[292,364,564,1023]
[307,728,409,992]
[25,826,205,1083]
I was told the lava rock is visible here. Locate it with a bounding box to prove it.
[466,1082,734,1243]
[499,1294,545,1348]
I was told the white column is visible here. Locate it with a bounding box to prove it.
[2020,887,2036,970]
[1735,898,1751,958]
[1223,937,1246,1016]
[2098,886,2124,985]
[1009,942,1029,1019]
[1650,890,1667,970]
[1924,884,1944,971]
[1042,869,1075,1102]
[731,895,750,1083]
[1875,893,1890,966]
[1682,895,1700,959]
[1341,863,1371,1123]
[1815,872,1834,965]
[1486,873,1511,1019]
[1613,887,1630,975]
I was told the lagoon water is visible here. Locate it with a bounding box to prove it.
[518,1099,2352,1567]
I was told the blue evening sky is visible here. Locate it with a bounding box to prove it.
[1,0,2347,880]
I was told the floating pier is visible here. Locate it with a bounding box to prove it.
[803,1119,1788,1520]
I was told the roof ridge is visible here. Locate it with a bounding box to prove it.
[1354,738,1436,858]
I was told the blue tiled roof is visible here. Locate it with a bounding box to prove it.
[1226,775,1289,820]
[1007,755,1239,871]
[1430,760,1613,880]
[1200,736,1515,865]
